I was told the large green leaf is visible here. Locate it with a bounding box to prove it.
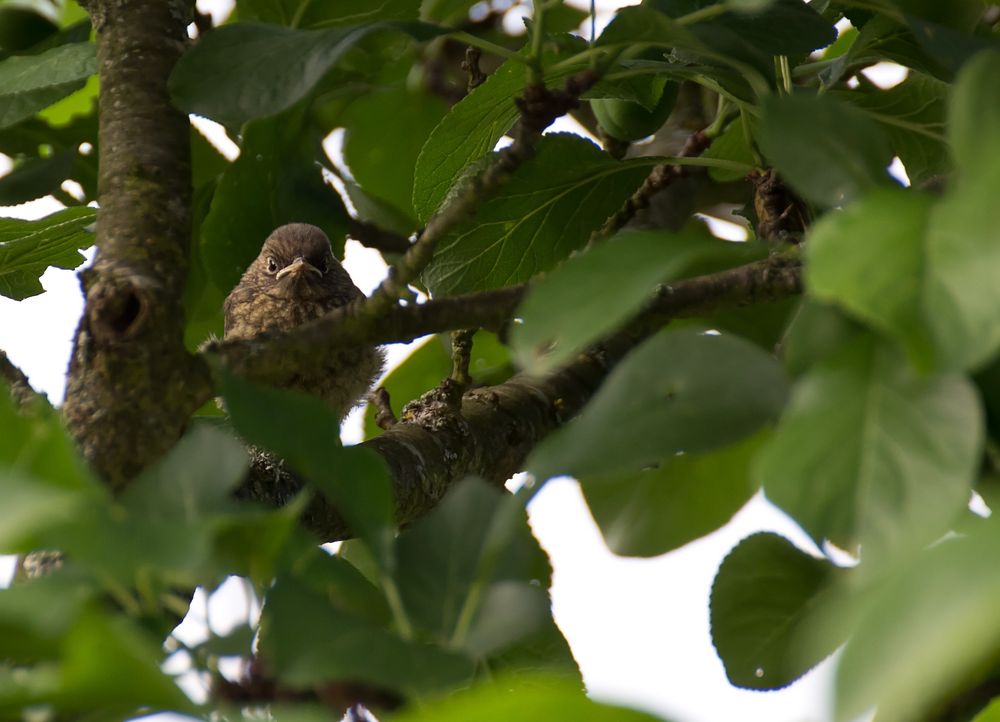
[0,42,95,129]
[422,134,650,296]
[759,93,895,206]
[412,44,586,222]
[921,51,1000,369]
[835,525,1000,722]
[511,230,759,375]
[710,533,849,690]
[806,188,935,368]
[528,329,789,481]
[199,110,350,292]
[261,574,475,693]
[847,72,950,187]
[581,431,766,558]
[757,335,982,563]
[0,206,95,300]
[170,21,438,129]
[393,478,576,674]
[343,85,448,224]
[218,369,395,571]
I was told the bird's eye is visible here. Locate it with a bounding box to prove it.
[266,257,278,274]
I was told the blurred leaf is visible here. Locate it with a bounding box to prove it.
[806,188,935,368]
[170,21,439,129]
[946,50,1000,178]
[529,329,789,480]
[0,380,94,489]
[780,300,865,378]
[218,369,395,572]
[974,698,1000,722]
[758,335,982,562]
[419,0,476,23]
[292,547,392,626]
[394,479,574,672]
[710,533,848,690]
[759,93,894,206]
[905,15,1000,79]
[0,206,95,300]
[261,575,474,693]
[388,675,673,722]
[0,41,95,129]
[511,230,756,375]
[200,110,349,293]
[834,526,1000,722]
[0,573,96,661]
[581,431,767,558]
[343,86,448,224]
[422,134,650,296]
[0,149,73,205]
[687,0,836,56]
[847,72,950,187]
[363,332,512,439]
[412,46,586,222]
[57,609,193,714]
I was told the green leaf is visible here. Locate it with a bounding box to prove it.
[528,329,789,481]
[0,42,95,129]
[422,134,650,296]
[510,230,757,375]
[703,119,756,183]
[343,85,448,224]
[0,574,96,661]
[261,575,475,693]
[412,46,585,222]
[946,50,1000,178]
[757,335,982,562]
[847,72,950,187]
[973,698,1000,722]
[388,675,673,722]
[710,533,847,690]
[218,369,395,572]
[834,526,1000,722]
[0,206,95,300]
[363,332,512,439]
[393,478,574,673]
[170,21,435,129]
[0,149,74,205]
[581,431,766,558]
[759,92,894,206]
[200,111,349,293]
[780,300,865,378]
[806,188,935,368]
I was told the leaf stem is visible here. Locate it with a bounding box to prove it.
[675,4,727,25]
[450,31,524,63]
[381,574,414,640]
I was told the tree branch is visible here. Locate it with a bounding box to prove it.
[235,256,803,541]
[0,349,40,409]
[62,0,212,488]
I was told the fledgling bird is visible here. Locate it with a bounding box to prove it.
[223,223,384,421]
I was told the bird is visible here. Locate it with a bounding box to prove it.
[223,223,384,421]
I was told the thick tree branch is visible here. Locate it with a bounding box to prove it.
[235,256,803,541]
[63,0,211,487]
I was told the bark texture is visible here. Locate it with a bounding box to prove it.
[236,257,803,541]
[63,0,211,488]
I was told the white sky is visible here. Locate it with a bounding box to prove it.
[0,1,921,720]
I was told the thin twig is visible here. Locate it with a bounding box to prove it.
[370,386,397,430]
[450,329,475,388]
[346,218,413,255]
[461,46,487,92]
[587,128,714,248]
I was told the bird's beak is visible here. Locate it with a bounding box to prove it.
[276,257,322,281]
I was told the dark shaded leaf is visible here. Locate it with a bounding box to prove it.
[710,533,846,690]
